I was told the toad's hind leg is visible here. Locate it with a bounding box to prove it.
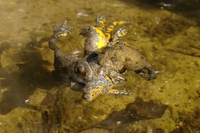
[105,20,130,41]
[142,67,157,80]
[49,21,71,51]
[48,21,72,81]
[49,21,71,61]
[107,86,130,95]
[70,79,85,91]
[103,68,125,83]
[95,14,106,29]
[108,28,127,46]
[135,65,157,81]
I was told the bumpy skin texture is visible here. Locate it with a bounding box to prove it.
[72,60,128,102]
[48,21,89,85]
[78,62,129,102]
[80,26,108,55]
[49,15,156,102]
[79,15,155,80]
[80,14,129,55]
[82,74,129,102]
[48,21,129,102]
[97,42,156,80]
[48,21,78,82]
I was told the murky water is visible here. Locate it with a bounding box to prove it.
[0,0,200,132]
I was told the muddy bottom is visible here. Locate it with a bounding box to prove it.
[0,0,200,133]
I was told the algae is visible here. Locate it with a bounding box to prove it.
[0,0,200,132]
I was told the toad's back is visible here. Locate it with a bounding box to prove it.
[98,44,152,72]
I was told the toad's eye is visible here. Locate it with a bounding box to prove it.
[74,63,86,75]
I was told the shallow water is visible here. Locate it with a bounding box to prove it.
[0,0,200,132]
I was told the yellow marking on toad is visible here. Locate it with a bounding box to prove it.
[109,88,119,94]
[123,42,130,46]
[58,33,67,37]
[106,20,128,40]
[105,75,113,82]
[92,27,108,50]
[91,84,107,100]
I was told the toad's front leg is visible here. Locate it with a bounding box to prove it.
[49,21,74,81]
[49,21,71,51]
[82,75,129,102]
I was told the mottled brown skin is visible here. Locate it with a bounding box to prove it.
[75,61,128,102]
[49,15,156,102]
[48,21,92,87]
[78,15,155,80]
[97,42,156,80]
[48,21,129,102]
[80,14,129,56]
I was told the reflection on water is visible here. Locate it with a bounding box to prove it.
[0,0,200,132]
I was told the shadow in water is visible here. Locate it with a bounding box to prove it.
[0,35,57,115]
[121,0,200,11]
[121,0,200,25]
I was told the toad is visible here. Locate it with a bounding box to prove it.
[79,15,156,80]
[48,21,129,102]
[80,27,156,80]
[96,40,156,80]
[49,14,156,102]
[80,14,129,55]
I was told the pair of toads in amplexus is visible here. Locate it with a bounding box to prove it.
[49,14,156,102]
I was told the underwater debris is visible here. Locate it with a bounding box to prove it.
[95,98,168,129]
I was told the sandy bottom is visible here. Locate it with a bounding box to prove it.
[0,0,200,132]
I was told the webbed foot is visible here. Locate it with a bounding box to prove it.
[108,88,130,96]
[70,80,85,91]
[49,21,72,50]
[108,28,128,46]
[95,14,106,28]
[52,20,71,37]
[105,20,130,40]
[103,68,125,83]
[135,68,157,80]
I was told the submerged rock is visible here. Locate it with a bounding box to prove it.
[96,98,168,129]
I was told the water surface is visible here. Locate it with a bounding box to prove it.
[0,0,200,132]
